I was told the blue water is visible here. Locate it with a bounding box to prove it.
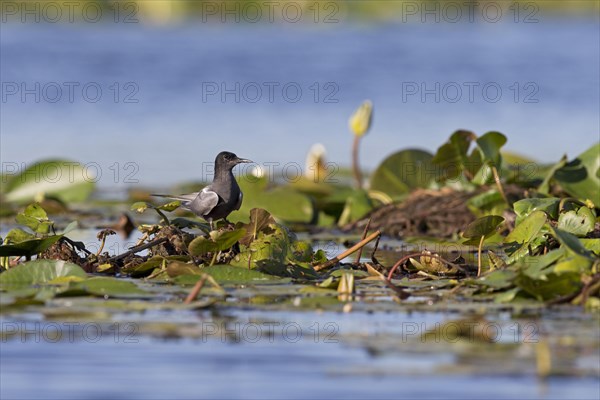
[2,311,599,400]
[1,17,599,187]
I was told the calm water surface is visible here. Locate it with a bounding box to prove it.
[1,18,599,186]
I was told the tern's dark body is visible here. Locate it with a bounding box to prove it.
[154,151,252,226]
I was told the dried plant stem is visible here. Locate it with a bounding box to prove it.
[354,218,371,266]
[108,237,168,262]
[314,230,381,272]
[184,274,209,304]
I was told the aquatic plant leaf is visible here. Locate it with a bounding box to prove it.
[475,131,507,167]
[580,239,600,254]
[200,264,281,283]
[557,207,595,237]
[337,189,373,226]
[15,203,53,234]
[515,270,582,301]
[432,130,476,180]
[553,257,593,275]
[370,149,436,198]
[462,215,504,239]
[130,201,149,213]
[553,143,600,201]
[467,188,506,217]
[4,160,95,203]
[538,155,568,195]
[513,198,560,221]
[230,181,314,223]
[239,208,277,246]
[73,277,147,297]
[3,228,36,243]
[188,228,246,256]
[166,261,202,278]
[474,270,516,289]
[551,227,595,260]
[0,235,62,257]
[505,210,547,244]
[210,229,246,251]
[0,260,87,286]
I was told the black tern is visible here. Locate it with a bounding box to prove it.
[153,151,253,229]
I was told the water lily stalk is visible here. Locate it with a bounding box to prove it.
[491,166,509,206]
[184,274,209,304]
[477,235,485,277]
[352,136,362,188]
[348,100,373,189]
[314,230,381,271]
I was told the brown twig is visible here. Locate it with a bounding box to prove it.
[184,274,209,304]
[354,218,371,266]
[386,252,467,281]
[108,237,168,262]
[314,230,381,272]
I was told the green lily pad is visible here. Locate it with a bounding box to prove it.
[475,131,507,167]
[188,228,246,256]
[4,160,95,203]
[337,189,373,226]
[71,277,148,297]
[0,260,87,286]
[505,210,547,244]
[432,130,476,181]
[551,227,595,260]
[553,143,600,201]
[557,207,595,237]
[513,198,560,221]
[201,264,281,283]
[15,203,53,234]
[0,235,62,257]
[369,149,435,198]
[462,215,504,239]
[229,179,314,223]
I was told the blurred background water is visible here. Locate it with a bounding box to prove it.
[1,1,598,188]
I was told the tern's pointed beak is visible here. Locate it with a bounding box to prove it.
[236,158,253,164]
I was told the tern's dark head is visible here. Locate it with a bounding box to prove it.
[215,151,253,171]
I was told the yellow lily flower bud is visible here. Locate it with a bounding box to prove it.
[349,100,373,137]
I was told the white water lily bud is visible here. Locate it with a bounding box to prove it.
[349,100,373,137]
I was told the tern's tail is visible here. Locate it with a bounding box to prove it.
[150,193,198,202]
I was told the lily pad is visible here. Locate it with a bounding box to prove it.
[505,210,547,244]
[557,207,595,237]
[369,149,436,198]
[0,260,87,286]
[201,264,281,283]
[4,160,95,203]
[71,277,148,297]
[462,215,504,239]
[553,143,600,201]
